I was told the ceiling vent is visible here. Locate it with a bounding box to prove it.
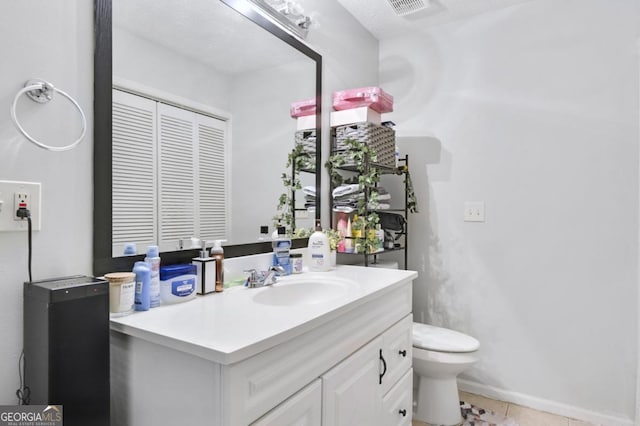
[386,0,430,16]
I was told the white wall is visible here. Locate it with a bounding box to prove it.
[230,59,316,242]
[113,28,232,111]
[0,1,94,404]
[380,0,638,423]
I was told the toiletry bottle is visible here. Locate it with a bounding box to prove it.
[345,217,353,253]
[308,221,330,272]
[145,245,161,308]
[133,261,151,311]
[211,239,227,292]
[193,240,216,295]
[273,226,292,275]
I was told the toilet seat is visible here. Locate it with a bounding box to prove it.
[413,323,480,353]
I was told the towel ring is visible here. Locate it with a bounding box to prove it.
[10,79,87,152]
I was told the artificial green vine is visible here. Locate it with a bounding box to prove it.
[325,138,381,254]
[273,144,315,234]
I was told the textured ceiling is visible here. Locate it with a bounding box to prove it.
[114,0,308,75]
[335,0,534,39]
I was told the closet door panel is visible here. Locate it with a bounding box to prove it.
[196,114,228,242]
[112,89,157,256]
[157,103,197,251]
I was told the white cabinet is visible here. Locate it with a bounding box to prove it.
[321,315,413,426]
[110,273,415,426]
[322,337,382,426]
[252,380,322,426]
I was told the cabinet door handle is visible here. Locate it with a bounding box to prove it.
[398,409,407,417]
[398,349,407,357]
[379,349,387,385]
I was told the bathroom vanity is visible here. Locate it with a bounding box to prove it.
[110,265,417,426]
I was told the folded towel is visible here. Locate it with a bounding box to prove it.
[332,184,360,198]
[333,205,356,213]
[302,186,316,197]
[334,198,358,205]
[305,194,316,202]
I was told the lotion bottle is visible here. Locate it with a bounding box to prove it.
[211,239,227,292]
[308,221,330,272]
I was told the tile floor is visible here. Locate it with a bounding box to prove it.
[412,391,596,426]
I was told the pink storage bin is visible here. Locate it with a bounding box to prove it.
[333,86,394,113]
[290,98,317,118]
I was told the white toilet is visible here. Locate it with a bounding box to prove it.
[412,322,480,425]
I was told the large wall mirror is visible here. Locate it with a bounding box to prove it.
[94,0,322,275]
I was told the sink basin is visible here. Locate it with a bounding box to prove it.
[251,277,354,306]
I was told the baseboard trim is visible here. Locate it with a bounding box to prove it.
[458,379,633,426]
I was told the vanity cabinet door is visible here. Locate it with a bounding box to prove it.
[251,379,321,426]
[381,368,413,426]
[322,336,383,426]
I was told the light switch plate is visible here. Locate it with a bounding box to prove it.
[464,201,485,222]
[0,180,41,232]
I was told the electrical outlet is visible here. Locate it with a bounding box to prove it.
[0,181,41,232]
[464,201,485,222]
[14,192,30,220]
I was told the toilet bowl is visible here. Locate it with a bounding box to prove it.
[412,323,479,425]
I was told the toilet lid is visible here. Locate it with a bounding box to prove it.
[412,323,480,353]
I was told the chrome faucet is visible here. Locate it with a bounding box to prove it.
[245,265,286,288]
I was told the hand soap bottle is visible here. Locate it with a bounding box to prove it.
[192,240,216,295]
[308,221,330,272]
[211,240,226,292]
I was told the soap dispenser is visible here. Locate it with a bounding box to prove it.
[192,240,216,295]
[211,240,227,292]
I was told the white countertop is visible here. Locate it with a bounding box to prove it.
[110,265,417,365]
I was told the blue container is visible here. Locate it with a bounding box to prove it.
[133,261,151,311]
[159,264,197,304]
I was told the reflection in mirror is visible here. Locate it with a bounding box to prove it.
[111,0,317,257]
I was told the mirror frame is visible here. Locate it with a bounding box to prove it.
[93,0,322,275]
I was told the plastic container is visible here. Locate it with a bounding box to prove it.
[290,97,316,118]
[308,222,331,272]
[332,86,394,113]
[145,245,161,308]
[133,261,151,311]
[273,226,292,275]
[105,272,136,316]
[291,253,303,274]
[160,264,197,304]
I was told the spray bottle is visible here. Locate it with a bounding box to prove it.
[145,245,161,307]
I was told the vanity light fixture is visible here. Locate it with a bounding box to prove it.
[244,0,312,39]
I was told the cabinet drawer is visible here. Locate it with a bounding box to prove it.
[382,368,413,426]
[381,314,412,394]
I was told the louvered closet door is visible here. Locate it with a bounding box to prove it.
[157,103,197,251]
[195,114,228,241]
[112,90,157,256]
